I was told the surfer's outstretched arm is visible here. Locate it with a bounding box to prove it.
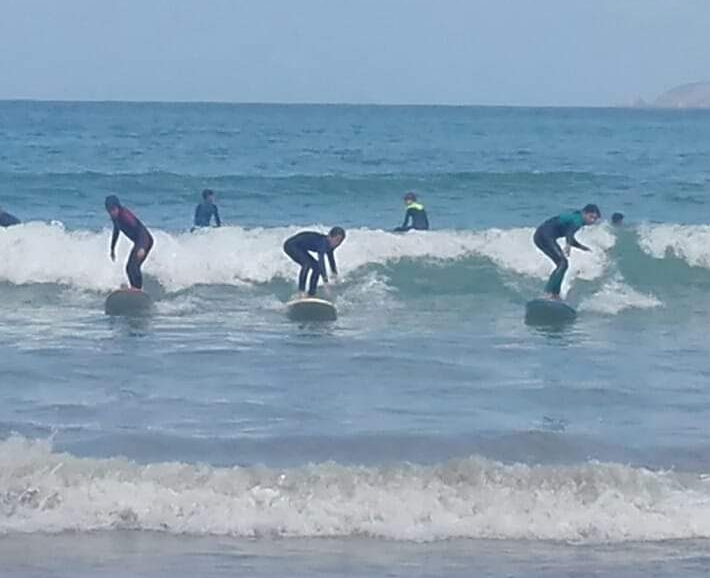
[318,251,329,284]
[110,221,120,260]
[322,227,345,282]
[213,205,221,227]
[567,204,600,251]
[566,234,590,252]
[326,250,337,277]
[397,210,412,232]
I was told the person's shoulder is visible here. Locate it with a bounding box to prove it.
[121,207,139,223]
[558,211,577,222]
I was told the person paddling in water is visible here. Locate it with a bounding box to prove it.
[105,195,154,291]
[283,227,345,298]
[533,204,600,300]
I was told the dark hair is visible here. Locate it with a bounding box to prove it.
[404,192,417,202]
[611,212,624,224]
[329,226,346,239]
[105,195,121,211]
[202,189,214,200]
[582,203,601,217]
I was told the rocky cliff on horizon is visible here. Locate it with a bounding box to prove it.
[651,82,710,109]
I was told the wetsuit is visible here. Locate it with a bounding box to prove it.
[193,201,221,228]
[0,211,20,227]
[110,207,154,289]
[394,202,429,232]
[533,211,588,297]
[283,231,337,296]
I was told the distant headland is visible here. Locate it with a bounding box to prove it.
[631,81,710,109]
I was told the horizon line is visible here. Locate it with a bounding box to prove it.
[0,97,704,111]
[0,97,640,110]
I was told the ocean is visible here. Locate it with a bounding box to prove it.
[1,101,710,576]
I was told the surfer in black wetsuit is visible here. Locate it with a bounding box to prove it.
[394,192,429,232]
[105,195,154,290]
[193,189,221,230]
[0,207,21,227]
[533,204,600,300]
[283,227,346,297]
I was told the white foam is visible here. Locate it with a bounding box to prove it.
[2,437,710,542]
[579,278,663,315]
[0,222,615,293]
[638,223,710,268]
[334,271,400,314]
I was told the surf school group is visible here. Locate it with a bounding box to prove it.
[0,192,626,305]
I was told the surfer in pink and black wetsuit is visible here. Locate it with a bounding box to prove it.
[105,195,154,290]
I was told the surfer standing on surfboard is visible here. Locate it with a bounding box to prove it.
[283,227,346,298]
[105,195,154,291]
[533,204,600,300]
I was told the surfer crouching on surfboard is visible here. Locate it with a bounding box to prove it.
[283,227,346,298]
[105,195,154,291]
[533,204,600,301]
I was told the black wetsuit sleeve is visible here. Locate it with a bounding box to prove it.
[214,205,221,227]
[566,232,587,250]
[193,205,200,227]
[110,221,120,254]
[318,251,328,283]
[327,249,337,276]
[401,209,413,231]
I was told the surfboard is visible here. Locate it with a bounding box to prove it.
[105,289,153,316]
[525,298,576,325]
[286,297,337,322]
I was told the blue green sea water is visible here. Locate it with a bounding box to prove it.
[2,101,710,576]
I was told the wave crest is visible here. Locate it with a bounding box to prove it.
[1,437,709,542]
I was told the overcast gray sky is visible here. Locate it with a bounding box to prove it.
[1,0,708,106]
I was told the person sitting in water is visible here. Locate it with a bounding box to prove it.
[394,192,429,232]
[611,212,624,226]
[283,227,346,298]
[193,189,221,230]
[105,195,154,291]
[533,204,601,300]
[0,207,21,227]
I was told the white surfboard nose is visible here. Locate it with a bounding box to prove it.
[286,297,337,322]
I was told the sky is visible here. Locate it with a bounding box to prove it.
[1,0,709,106]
